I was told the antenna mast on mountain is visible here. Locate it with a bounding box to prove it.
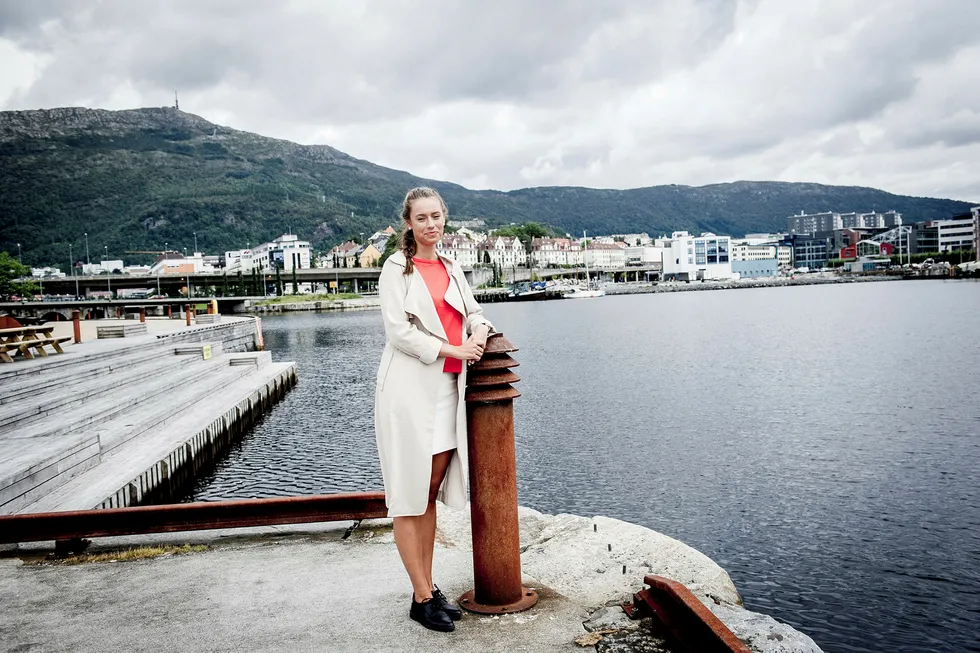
[174,90,179,111]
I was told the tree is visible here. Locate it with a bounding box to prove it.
[276,266,284,296]
[291,267,298,294]
[0,252,39,300]
[379,233,399,267]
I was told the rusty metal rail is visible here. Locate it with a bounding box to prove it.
[0,492,387,544]
[624,574,751,653]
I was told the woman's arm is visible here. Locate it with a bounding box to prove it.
[458,272,495,344]
[379,261,443,364]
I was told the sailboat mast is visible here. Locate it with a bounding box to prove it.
[583,230,590,286]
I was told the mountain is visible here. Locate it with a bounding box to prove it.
[1,107,975,266]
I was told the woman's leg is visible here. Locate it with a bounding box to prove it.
[392,450,454,601]
[422,450,454,592]
[393,515,430,601]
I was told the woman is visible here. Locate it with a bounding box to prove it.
[375,187,493,632]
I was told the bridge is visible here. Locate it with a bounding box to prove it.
[28,267,385,299]
[25,264,660,298]
[0,297,273,323]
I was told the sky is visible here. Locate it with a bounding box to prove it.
[1,0,979,201]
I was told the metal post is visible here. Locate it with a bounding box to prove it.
[185,304,192,326]
[71,310,81,344]
[139,307,146,323]
[167,304,172,318]
[459,333,538,614]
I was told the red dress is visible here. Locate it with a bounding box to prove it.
[412,257,464,373]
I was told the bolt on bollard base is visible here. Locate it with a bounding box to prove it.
[459,333,538,614]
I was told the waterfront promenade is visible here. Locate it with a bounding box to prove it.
[2,505,822,653]
[0,315,296,515]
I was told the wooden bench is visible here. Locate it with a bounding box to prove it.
[0,326,71,362]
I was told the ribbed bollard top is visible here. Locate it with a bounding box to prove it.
[465,333,520,403]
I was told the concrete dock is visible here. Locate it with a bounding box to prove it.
[1,505,823,652]
[0,316,297,515]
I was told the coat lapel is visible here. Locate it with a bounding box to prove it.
[441,255,467,318]
[403,266,449,341]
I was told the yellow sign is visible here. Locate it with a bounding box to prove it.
[329,281,338,289]
[202,345,212,360]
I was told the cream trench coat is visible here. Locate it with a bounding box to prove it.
[374,250,494,517]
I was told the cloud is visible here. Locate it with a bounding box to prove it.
[1,0,979,201]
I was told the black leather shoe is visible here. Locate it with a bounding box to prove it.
[432,586,463,621]
[410,596,455,632]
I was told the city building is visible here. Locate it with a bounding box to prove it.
[731,241,778,262]
[325,241,361,268]
[731,259,778,279]
[662,232,733,281]
[253,234,311,272]
[915,217,977,253]
[358,243,383,268]
[623,245,663,267]
[529,237,582,267]
[783,234,830,270]
[149,252,214,276]
[224,249,258,273]
[437,234,479,267]
[787,211,840,235]
[30,267,66,278]
[477,236,526,268]
[788,211,901,235]
[584,242,626,268]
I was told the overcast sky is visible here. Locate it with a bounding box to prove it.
[1,0,979,201]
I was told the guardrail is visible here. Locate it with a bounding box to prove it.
[0,492,387,546]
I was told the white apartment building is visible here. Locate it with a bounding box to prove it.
[731,241,778,261]
[224,249,258,273]
[437,234,479,267]
[477,236,527,268]
[662,231,733,281]
[932,218,976,252]
[31,267,66,278]
[530,237,582,267]
[254,234,311,271]
[585,243,627,268]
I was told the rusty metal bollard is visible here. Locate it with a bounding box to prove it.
[139,307,146,323]
[459,333,538,614]
[167,304,172,318]
[71,310,81,344]
[184,304,191,326]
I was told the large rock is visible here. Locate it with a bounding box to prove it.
[436,505,824,652]
[438,506,740,607]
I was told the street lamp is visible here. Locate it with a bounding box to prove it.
[84,232,90,265]
[104,245,111,297]
[16,243,21,264]
[193,232,198,254]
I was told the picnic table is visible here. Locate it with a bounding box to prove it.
[0,325,72,363]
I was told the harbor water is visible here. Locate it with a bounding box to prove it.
[186,279,980,653]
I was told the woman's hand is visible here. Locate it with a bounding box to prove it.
[455,335,485,361]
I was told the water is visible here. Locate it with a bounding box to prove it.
[187,280,980,652]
